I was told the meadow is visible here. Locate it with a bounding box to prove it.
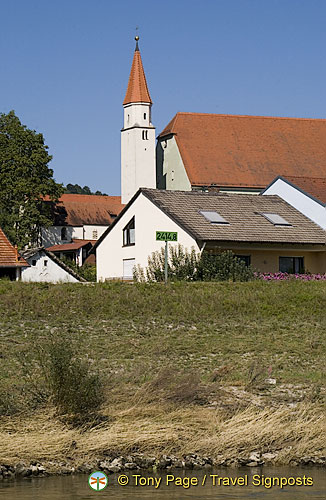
[0,281,325,467]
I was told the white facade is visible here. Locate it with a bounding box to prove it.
[41,225,108,247]
[121,102,156,204]
[22,250,79,283]
[96,193,200,281]
[262,177,326,230]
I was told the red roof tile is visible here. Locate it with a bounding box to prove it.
[284,176,326,204]
[46,194,124,226]
[0,228,29,268]
[47,240,94,252]
[159,112,326,188]
[123,43,152,105]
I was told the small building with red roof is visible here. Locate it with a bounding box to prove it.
[41,194,125,264]
[0,228,29,280]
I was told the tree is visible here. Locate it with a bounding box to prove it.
[65,183,108,196]
[0,111,63,248]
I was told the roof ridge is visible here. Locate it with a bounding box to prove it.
[44,249,87,282]
[173,112,326,122]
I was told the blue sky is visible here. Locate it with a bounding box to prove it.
[1,0,325,195]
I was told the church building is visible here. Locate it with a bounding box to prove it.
[121,38,326,200]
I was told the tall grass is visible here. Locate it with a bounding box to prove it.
[0,281,325,463]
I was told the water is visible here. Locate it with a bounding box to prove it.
[0,467,324,499]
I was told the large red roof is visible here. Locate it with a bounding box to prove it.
[123,43,152,105]
[48,194,124,226]
[159,112,326,188]
[0,228,29,268]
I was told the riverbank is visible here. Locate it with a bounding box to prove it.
[0,281,325,473]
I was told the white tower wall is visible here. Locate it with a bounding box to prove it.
[121,102,156,204]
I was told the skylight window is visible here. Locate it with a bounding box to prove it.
[199,210,229,224]
[261,213,292,226]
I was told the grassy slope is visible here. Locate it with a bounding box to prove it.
[0,281,325,465]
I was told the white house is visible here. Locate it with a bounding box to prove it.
[21,248,86,283]
[262,176,326,230]
[41,193,124,247]
[93,188,326,281]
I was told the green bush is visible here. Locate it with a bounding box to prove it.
[41,338,102,420]
[60,256,96,282]
[197,251,254,282]
[134,245,253,282]
[134,244,198,282]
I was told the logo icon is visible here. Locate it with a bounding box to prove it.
[88,471,108,491]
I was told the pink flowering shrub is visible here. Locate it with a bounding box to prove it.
[255,272,326,281]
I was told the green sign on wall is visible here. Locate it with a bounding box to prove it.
[156,231,178,242]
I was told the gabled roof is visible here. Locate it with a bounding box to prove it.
[123,41,152,105]
[140,189,325,244]
[158,112,326,188]
[21,247,86,282]
[47,194,124,226]
[93,189,326,249]
[0,228,29,268]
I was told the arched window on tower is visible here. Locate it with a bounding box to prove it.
[142,130,148,140]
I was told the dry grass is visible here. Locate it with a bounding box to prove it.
[0,402,324,467]
[0,281,325,467]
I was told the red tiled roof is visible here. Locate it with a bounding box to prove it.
[46,194,124,226]
[159,112,326,188]
[123,43,152,105]
[284,176,326,204]
[47,240,94,252]
[0,228,29,268]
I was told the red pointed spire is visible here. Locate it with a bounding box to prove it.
[123,37,152,105]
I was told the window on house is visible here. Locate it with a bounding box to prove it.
[32,260,36,266]
[61,227,67,240]
[123,217,135,246]
[261,213,292,226]
[123,258,136,280]
[92,230,98,240]
[199,210,229,224]
[235,255,251,267]
[144,113,147,119]
[142,130,148,140]
[279,257,304,273]
[44,260,48,267]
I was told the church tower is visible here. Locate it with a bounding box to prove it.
[121,37,156,204]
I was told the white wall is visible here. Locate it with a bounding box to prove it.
[41,225,108,247]
[41,226,75,247]
[263,178,326,230]
[121,102,156,204]
[123,102,152,129]
[156,136,191,191]
[96,193,200,281]
[83,225,108,240]
[22,251,79,283]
